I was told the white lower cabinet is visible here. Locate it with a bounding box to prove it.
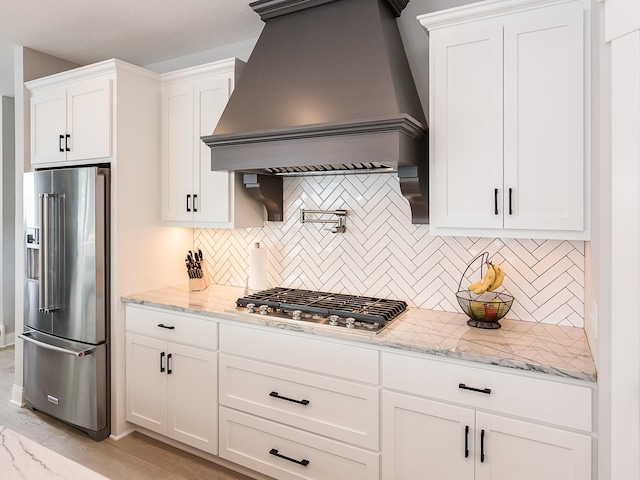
[124,307,596,480]
[382,391,475,480]
[475,412,591,480]
[125,305,218,454]
[381,352,593,480]
[218,323,380,480]
[220,407,380,480]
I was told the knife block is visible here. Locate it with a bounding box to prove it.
[189,259,210,292]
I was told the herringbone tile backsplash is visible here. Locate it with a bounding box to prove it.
[195,174,585,327]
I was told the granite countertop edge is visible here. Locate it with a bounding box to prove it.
[121,287,597,384]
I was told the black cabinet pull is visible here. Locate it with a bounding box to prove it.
[509,188,513,215]
[269,391,310,406]
[160,352,165,373]
[157,323,175,330]
[269,448,310,467]
[193,194,198,212]
[464,425,469,458]
[480,429,486,463]
[459,383,491,395]
[65,134,70,152]
[186,194,191,212]
[59,135,64,152]
[494,188,498,215]
[167,353,172,374]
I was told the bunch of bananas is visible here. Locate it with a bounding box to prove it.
[468,261,505,294]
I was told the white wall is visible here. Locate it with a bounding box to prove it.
[1,96,15,343]
[144,37,259,73]
[599,0,640,478]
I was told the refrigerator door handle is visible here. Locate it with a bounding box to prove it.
[38,194,62,313]
[18,332,96,357]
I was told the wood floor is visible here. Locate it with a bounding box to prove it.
[0,345,256,480]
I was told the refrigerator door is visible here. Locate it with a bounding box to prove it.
[21,328,108,439]
[24,167,108,344]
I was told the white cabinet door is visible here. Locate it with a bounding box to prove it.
[382,391,475,480]
[160,60,263,228]
[167,342,218,454]
[66,77,112,162]
[162,82,195,222]
[431,24,504,229]
[30,77,112,165]
[475,412,591,480]
[194,75,232,224]
[424,0,588,238]
[125,333,168,435]
[30,87,67,165]
[503,8,584,231]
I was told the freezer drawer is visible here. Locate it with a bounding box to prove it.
[21,329,108,439]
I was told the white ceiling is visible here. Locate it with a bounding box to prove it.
[0,0,264,97]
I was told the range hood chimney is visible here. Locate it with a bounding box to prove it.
[202,0,429,223]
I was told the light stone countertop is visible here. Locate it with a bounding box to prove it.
[122,284,597,383]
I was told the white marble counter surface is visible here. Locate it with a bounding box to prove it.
[0,426,108,480]
[122,284,597,382]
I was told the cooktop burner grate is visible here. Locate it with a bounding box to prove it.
[236,287,407,324]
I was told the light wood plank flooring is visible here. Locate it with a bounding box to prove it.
[0,345,256,480]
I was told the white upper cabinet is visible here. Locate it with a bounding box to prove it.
[29,76,112,165]
[420,0,590,240]
[161,59,264,228]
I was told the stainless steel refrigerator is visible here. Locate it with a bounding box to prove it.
[20,166,110,441]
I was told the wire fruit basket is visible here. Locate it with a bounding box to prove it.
[456,252,514,329]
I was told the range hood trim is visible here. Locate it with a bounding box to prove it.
[202,114,427,148]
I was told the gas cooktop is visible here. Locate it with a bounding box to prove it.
[235,287,408,334]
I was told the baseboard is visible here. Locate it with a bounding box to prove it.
[109,428,135,441]
[10,384,25,407]
[0,328,15,348]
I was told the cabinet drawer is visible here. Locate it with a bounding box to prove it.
[126,305,217,350]
[219,407,380,480]
[219,323,378,384]
[381,352,592,432]
[219,354,379,449]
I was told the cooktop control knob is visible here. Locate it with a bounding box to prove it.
[345,317,356,328]
[292,310,302,320]
[329,315,339,326]
[259,305,269,315]
[246,303,255,313]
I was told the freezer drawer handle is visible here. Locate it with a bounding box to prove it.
[269,448,310,467]
[157,324,175,330]
[459,383,491,395]
[18,332,95,357]
[269,391,310,406]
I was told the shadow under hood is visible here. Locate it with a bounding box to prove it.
[202,0,429,223]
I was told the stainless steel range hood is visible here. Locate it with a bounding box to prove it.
[202,0,429,223]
